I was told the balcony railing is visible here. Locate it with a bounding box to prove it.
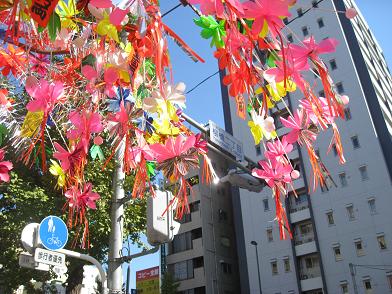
[299,269,321,280]
[294,234,314,246]
[289,203,309,214]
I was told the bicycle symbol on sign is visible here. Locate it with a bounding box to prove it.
[47,235,63,247]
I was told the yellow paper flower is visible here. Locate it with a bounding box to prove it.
[248,110,277,145]
[96,11,119,43]
[49,160,66,188]
[56,0,78,30]
[256,80,297,109]
[21,111,44,138]
[153,119,180,136]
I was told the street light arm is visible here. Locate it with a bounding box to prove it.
[58,248,108,293]
[118,246,160,263]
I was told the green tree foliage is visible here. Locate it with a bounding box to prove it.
[0,155,147,292]
[161,271,180,294]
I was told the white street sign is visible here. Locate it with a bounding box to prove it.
[53,265,68,275]
[21,223,40,254]
[208,120,244,161]
[19,252,49,271]
[147,190,180,245]
[34,248,66,267]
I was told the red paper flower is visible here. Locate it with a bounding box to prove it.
[65,182,100,210]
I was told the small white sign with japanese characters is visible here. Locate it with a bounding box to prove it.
[34,248,66,267]
[208,120,244,161]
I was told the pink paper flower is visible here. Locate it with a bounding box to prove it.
[242,0,291,37]
[150,135,196,163]
[65,182,100,210]
[25,78,65,114]
[265,137,293,161]
[300,97,336,126]
[128,130,154,168]
[288,36,339,64]
[67,110,103,151]
[252,159,298,189]
[0,149,12,183]
[280,109,310,144]
[188,0,243,19]
[53,142,85,175]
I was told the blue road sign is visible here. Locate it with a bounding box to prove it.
[39,216,68,251]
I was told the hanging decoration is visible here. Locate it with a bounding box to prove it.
[0,0,353,244]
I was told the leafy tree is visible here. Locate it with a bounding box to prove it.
[0,154,147,293]
[161,271,180,294]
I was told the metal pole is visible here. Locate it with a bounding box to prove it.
[58,248,108,293]
[255,246,262,294]
[108,143,125,293]
[349,263,359,294]
[126,264,131,294]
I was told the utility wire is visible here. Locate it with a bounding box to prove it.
[186,71,220,94]
[161,3,183,18]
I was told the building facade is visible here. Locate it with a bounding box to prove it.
[222,0,392,293]
[162,151,241,294]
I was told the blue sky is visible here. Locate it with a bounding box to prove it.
[124,0,392,289]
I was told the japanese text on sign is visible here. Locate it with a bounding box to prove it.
[29,0,60,27]
[208,120,244,161]
[34,248,66,267]
[136,266,159,294]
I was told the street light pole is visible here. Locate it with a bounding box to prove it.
[251,241,262,294]
[108,144,125,293]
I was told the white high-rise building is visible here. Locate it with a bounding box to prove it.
[222,0,392,293]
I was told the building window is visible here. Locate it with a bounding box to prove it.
[329,59,337,70]
[339,172,348,187]
[317,18,325,28]
[359,165,369,181]
[267,228,273,242]
[263,199,269,211]
[305,257,314,269]
[173,260,194,281]
[287,34,293,43]
[221,262,232,274]
[368,198,376,214]
[256,145,261,156]
[220,236,231,248]
[312,0,319,7]
[336,82,344,94]
[341,282,349,294]
[284,257,291,272]
[344,107,352,120]
[327,211,335,225]
[218,209,228,222]
[178,213,192,224]
[387,273,392,289]
[319,90,325,97]
[377,235,387,250]
[190,201,200,212]
[302,26,309,37]
[171,232,192,254]
[363,278,372,294]
[271,261,278,275]
[283,17,289,25]
[332,144,338,156]
[351,135,360,149]
[346,204,355,221]
[299,222,313,235]
[333,245,342,261]
[297,8,303,17]
[355,240,365,256]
